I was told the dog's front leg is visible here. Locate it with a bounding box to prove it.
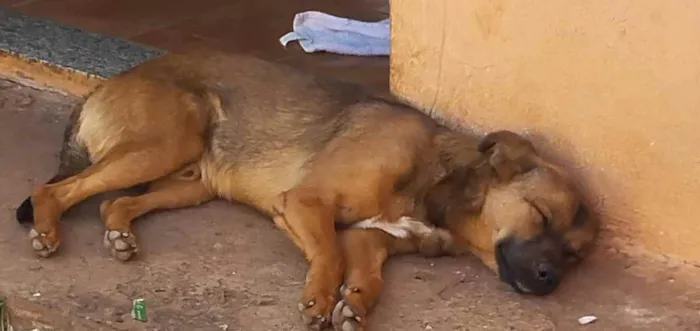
[330,228,393,331]
[272,188,344,331]
[332,215,455,331]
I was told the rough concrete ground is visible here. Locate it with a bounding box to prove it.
[1,79,699,331]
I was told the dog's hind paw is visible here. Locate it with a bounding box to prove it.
[103,229,138,261]
[29,228,59,258]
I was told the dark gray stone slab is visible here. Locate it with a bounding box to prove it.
[0,8,165,77]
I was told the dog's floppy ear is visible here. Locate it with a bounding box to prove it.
[425,164,491,225]
[478,130,539,182]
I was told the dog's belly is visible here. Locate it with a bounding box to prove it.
[199,150,312,215]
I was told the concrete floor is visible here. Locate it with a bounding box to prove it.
[1,79,700,330]
[1,0,700,329]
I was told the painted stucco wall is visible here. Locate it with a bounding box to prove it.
[390,0,700,262]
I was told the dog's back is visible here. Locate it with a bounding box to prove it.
[187,53,437,213]
[54,51,436,215]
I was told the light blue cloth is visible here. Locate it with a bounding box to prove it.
[279,11,390,56]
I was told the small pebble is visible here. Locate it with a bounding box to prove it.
[32,292,41,297]
[219,324,229,331]
[425,325,433,330]
[213,243,224,250]
[578,315,598,325]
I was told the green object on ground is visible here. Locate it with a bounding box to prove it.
[131,298,147,322]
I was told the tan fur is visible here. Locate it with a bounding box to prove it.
[17,50,599,331]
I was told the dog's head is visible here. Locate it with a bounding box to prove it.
[436,130,599,296]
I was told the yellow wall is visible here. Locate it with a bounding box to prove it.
[390,0,700,262]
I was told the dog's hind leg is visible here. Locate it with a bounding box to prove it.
[16,107,91,225]
[28,139,204,258]
[99,164,214,261]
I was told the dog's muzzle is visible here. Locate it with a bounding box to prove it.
[496,236,564,296]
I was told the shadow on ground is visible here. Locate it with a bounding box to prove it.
[1,79,699,330]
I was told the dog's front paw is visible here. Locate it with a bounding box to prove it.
[332,285,367,331]
[29,228,60,258]
[298,288,337,331]
[103,229,138,261]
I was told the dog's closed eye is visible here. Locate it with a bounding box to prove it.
[532,204,550,229]
[526,198,553,230]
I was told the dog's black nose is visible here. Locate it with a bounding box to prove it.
[535,262,558,285]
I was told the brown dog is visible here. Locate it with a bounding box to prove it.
[15,51,598,331]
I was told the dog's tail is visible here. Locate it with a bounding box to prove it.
[16,102,92,226]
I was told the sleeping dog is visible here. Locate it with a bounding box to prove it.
[16,51,598,331]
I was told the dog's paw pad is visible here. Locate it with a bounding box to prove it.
[29,228,58,258]
[332,299,364,331]
[103,229,138,261]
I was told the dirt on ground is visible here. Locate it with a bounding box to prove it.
[1,79,699,331]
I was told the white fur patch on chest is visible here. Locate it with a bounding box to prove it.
[351,216,434,239]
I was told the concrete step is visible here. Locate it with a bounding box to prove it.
[0,8,164,96]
